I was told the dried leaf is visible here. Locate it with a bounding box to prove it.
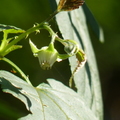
[57,0,85,11]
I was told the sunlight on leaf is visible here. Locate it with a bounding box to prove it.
[54,1,103,120]
[0,70,98,120]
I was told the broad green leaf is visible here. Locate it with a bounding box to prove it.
[0,70,98,120]
[54,0,103,120]
[82,4,104,42]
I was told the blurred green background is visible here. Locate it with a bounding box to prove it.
[86,0,120,120]
[0,0,120,120]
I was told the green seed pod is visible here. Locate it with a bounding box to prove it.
[60,39,79,56]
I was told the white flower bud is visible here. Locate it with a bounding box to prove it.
[37,46,58,70]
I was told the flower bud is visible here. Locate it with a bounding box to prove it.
[37,46,58,70]
[63,39,79,56]
[29,40,81,70]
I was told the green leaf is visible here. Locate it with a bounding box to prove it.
[82,4,104,42]
[0,24,24,57]
[54,1,103,120]
[29,40,39,55]
[0,70,98,120]
[0,24,25,33]
[4,45,22,56]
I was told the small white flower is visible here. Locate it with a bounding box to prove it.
[37,46,59,70]
[29,40,64,70]
[29,39,78,70]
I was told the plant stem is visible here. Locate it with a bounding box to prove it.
[44,10,59,23]
[2,23,45,56]
[2,10,59,56]
[42,24,56,36]
[42,24,57,44]
[1,57,32,86]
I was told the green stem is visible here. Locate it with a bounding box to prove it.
[1,10,59,56]
[42,24,57,36]
[44,10,59,23]
[1,57,32,86]
[5,10,59,52]
[69,69,76,88]
[0,32,8,52]
[2,23,45,56]
[42,24,57,44]
[55,37,65,44]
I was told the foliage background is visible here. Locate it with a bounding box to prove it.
[0,0,120,120]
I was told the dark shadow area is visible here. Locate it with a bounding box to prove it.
[85,62,92,87]
[0,78,31,120]
[82,4,101,40]
[68,12,84,50]
[104,68,120,120]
